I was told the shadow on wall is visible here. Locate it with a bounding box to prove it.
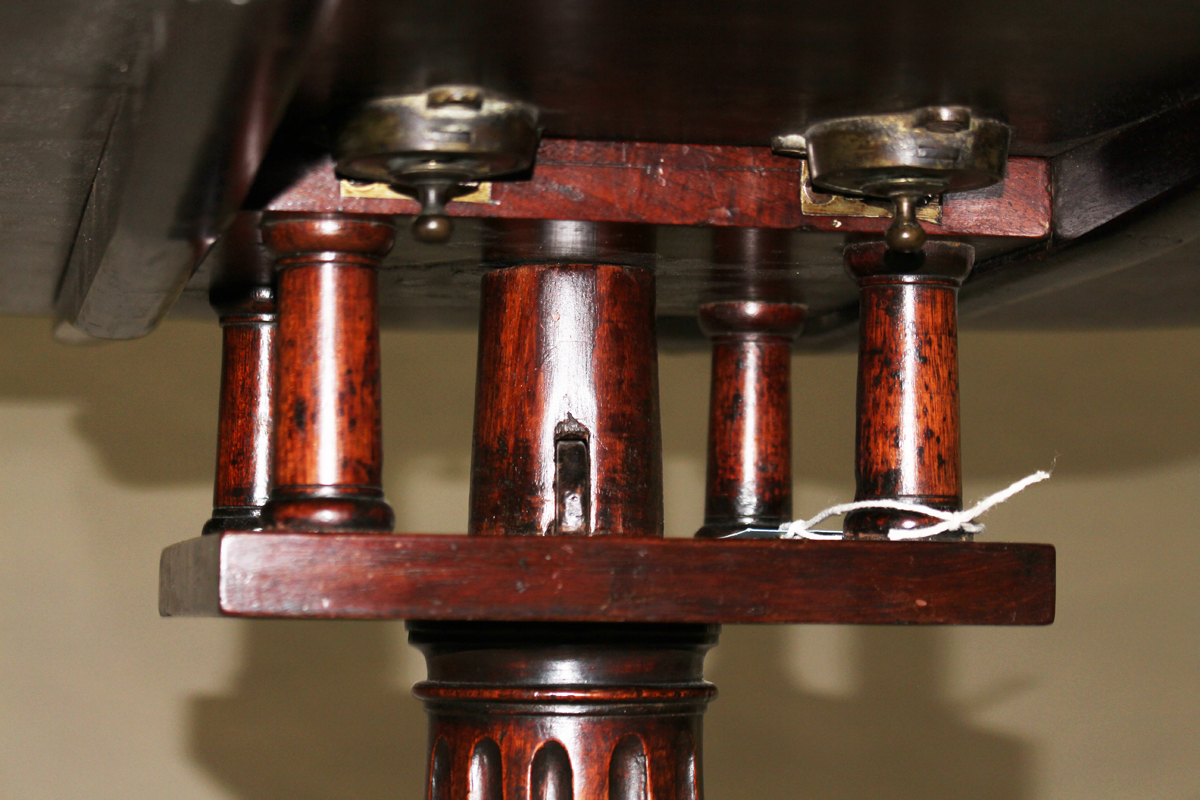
[663,326,1200,485]
[189,621,426,800]
[706,626,1030,800]
[0,318,483,489]
[185,622,1029,800]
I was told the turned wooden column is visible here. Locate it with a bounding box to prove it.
[260,213,395,532]
[469,220,662,537]
[413,220,710,800]
[696,301,805,537]
[409,622,716,800]
[843,240,974,539]
[203,285,276,534]
[696,228,805,538]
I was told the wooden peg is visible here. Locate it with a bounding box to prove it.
[696,227,805,537]
[260,213,396,532]
[469,220,662,537]
[843,240,974,539]
[203,213,277,534]
[696,300,805,537]
[203,285,276,534]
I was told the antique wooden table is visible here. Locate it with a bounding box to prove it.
[6,1,1200,797]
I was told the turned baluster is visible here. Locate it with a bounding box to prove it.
[204,285,276,534]
[203,214,276,534]
[416,220,714,800]
[843,240,974,539]
[696,302,805,537]
[260,213,396,532]
[697,228,805,538]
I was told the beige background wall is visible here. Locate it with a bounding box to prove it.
[1,315,1197,799]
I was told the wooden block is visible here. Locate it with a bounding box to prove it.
[160,532,1055,625]
[266,139,1051,238]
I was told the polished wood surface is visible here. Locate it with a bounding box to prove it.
[260,213,396,532]
[481,218,657,268]
[267,140,1052,238]
[15,0,1200,338]
[696,301,805,538]
[289,1,1200,153]
[459,224,686,800]
[164,216,1055,800]
[469,260,662,538]
[160,533,1055,625]
[203,285,276,534]
[408,622,715,800]
[844,241,974,538]
[696,228,805,538]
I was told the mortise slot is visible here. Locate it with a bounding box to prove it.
[555,438,590,535]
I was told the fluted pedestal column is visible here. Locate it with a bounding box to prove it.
[414,220,713,800]
[410,622,716,800]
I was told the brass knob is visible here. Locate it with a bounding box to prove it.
[885,195,926,253]
[413,214,453,243]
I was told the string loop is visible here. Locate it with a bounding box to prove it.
[779,470,1052,541]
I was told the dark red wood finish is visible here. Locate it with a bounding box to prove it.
[163,200,1051,800]
[260,213,396,532]
[203,286,276,534]
[696,302,805,537]
[408,622,715,800]
[469,259,662,538]
[696,228,805,538]
[844,241,974,538]
[267,140,1052,238]
[458,221,694,800]
[159,532,1055,625]
[706,227,796,302]
[481,219,657,267]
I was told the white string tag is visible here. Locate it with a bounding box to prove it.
[778,470,1052,541]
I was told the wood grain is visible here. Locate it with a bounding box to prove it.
[844,241,973,538]
[696,301,805,537]
[408,621,714,800]
[160,532,1055,625]
[469,263,662,538]
[266,140,1051,237]
[260,213,396,532]
[203,285,276,534]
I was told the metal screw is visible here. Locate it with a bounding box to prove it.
[921,106,971,134]
[426,87,484,110]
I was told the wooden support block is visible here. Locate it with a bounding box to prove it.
[160,533,1055,625]
[266,140,1052,238]
[162,224,1054,800]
